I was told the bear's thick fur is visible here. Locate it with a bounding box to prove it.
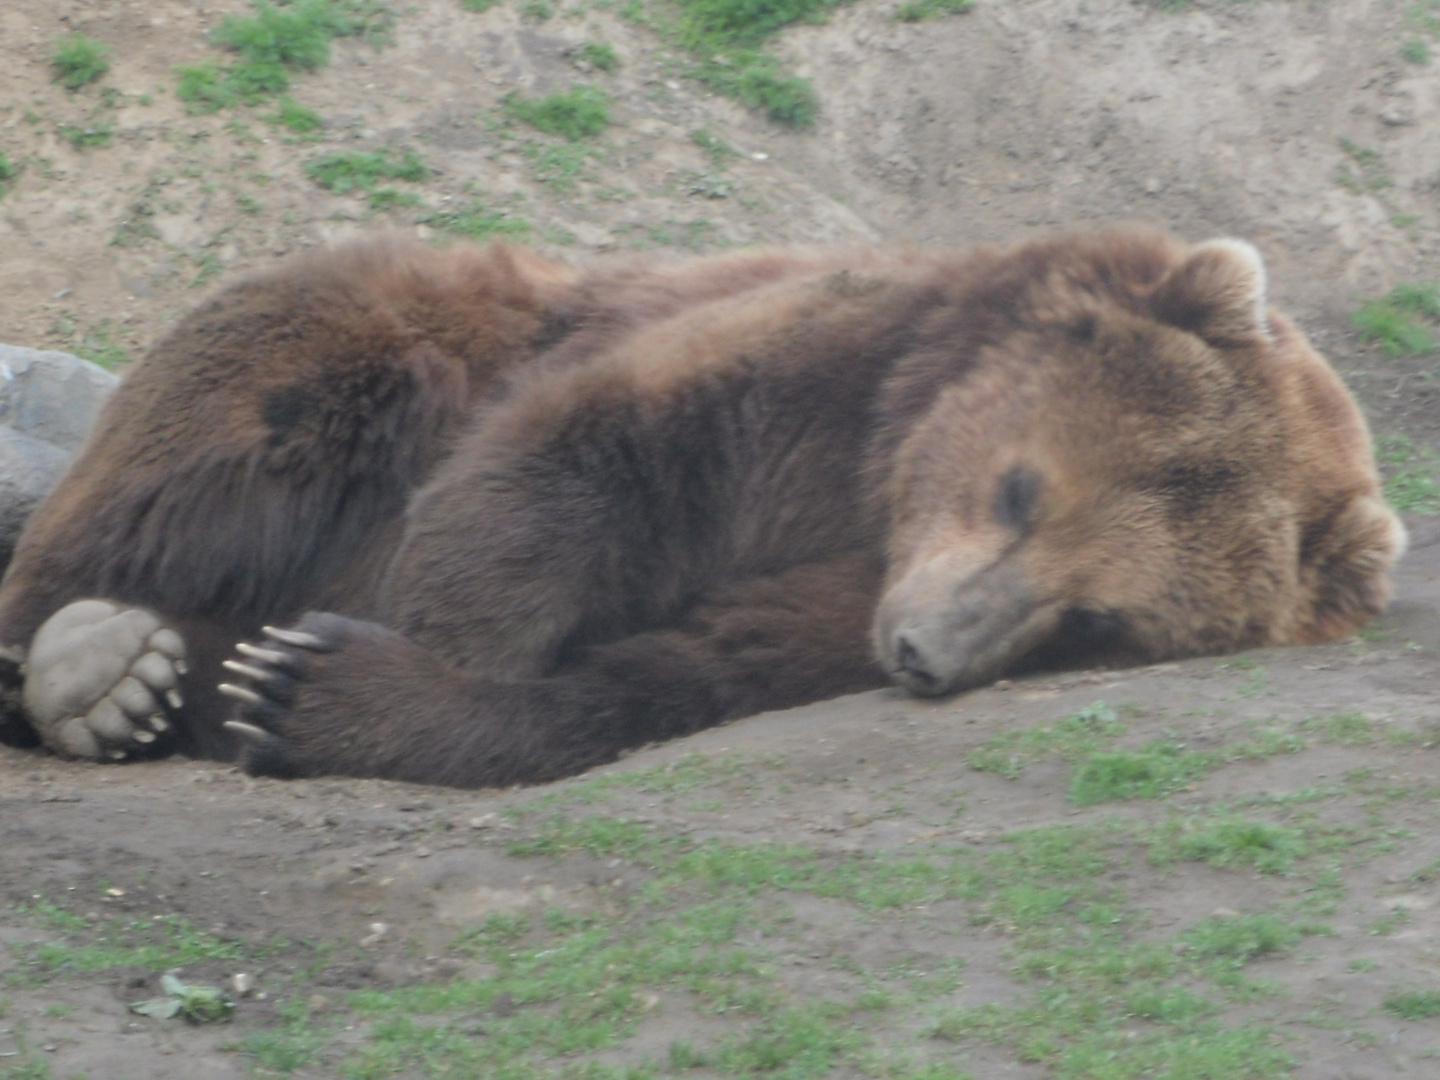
[0,228,1406,787]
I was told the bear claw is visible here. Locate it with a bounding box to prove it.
[262,626,325,650]
[23,600,189,761]
[218,682,264,707]
[224,719,270,743]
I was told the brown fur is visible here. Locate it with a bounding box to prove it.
[0,228,1405,783]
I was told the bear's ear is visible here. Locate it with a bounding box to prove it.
[1149,238,1270,346]
[1295,493,1408,643]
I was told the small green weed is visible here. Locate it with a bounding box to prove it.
[304,147,428,195]
[1377,434,1440,514]
[1353,281,1439,355]
[51,34,111,90]
[894,0,973,21]
[575,41,621,72]
[56,122,113,150]
[74,324,132,369]
[1335,137,1393,195]
[1384,989,1440,1019]
[191,251,224,288]
[692,127,739,166]
[0,153,16,198]
[418,199,531,239]
[461,0,497,9]
[1405,0,1440,63]
[693,53,818,129]
[367,187,421,210]
[505,85,610,140]
[524,140,602,191]
[1303,712,1375,747]
[210,1,340,70]
[520,0,554,18]
[268,96,324,134]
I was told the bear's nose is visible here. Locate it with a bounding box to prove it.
[892,632,942,694]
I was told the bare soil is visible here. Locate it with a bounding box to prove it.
[2,1,1440,1077]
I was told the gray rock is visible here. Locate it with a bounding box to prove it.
[0,428,70,569]
[0,345,119,453]
[0,345,120,573]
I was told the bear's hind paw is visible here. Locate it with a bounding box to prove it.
[23,600,188,760]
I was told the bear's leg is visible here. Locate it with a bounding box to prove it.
[221,555,887,787]
[22,601,187,759]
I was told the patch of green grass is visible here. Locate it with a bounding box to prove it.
[893,0,973,22]
[1069,741,1215,804]
[73,324,132,369]
[15,901,247,978]
[1384,989,1440,1019]
[1152,817,1309,874]
[524,140,603,191]
[191,250,224,289]
[1335,137,1393,196]
[243,998,324,1073]
[51,34,111,90]
[523,753,763,812]
[210,1,342,70]
[304,147,428,196]
[1181,912,1307,967]
[692,127,740,166]
[1303,712,1375,747]
[267,95,324,134]
[56,121,113,149]
[178,0,393,113]
[175,60,292,113]
[505,85,610,140]
[712,1004,863,1073]
[418,199,531,239]
[0,153,16,198]
[174,63,236,114]
[576,41,622,71]
[692,53,818,129]
[1402,36,1432,63]
[967,702,1125,779]
[461,0,497,9]
[1354,281,1439,356]
[367,187,421,210]
[1377,434,1440,514]
[600,0,845,126]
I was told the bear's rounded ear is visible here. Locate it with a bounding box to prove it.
[1149,238,1270,346]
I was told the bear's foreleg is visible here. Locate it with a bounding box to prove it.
[221,556,887,787]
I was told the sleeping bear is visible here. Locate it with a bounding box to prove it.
[0,228,1405,787]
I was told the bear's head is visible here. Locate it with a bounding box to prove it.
[873,230,1406,697]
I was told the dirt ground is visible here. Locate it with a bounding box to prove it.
[2,1,1440,1077]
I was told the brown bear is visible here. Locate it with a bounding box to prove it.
[0,227,1405,788]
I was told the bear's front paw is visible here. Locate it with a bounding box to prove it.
[24,600,188,760]
[220,611,349,778]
